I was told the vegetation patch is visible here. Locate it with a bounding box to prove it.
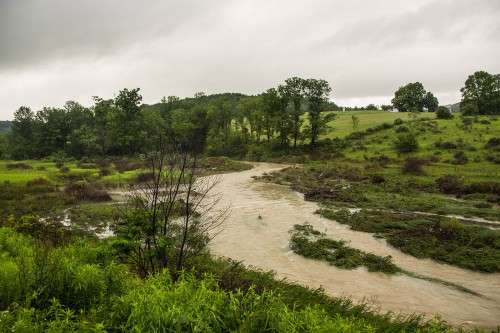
[290,224,400,274]
[0,227,457,332]
[318,208,500,272]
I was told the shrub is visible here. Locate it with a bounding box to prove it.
[393,118,404,125]
[395,125,409,133]
[393,133,418,153]
[114,159,144,173]
[436,106,453,119]
[434,140,457,149]
[5,162,33,170]
[370,175,386,184]
[135,172,155,183]
[485,137,500,149]
[64,182,111,202]
[401,158,427,175]
[369,155,391,167]
[99,167,112,177]
[452,151,468,165]
[436,175,464,194]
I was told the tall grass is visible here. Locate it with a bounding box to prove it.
[0,227,465,332]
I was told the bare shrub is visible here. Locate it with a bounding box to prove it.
[117,141,229,276]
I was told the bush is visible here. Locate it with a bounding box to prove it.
[393,133,419,153]
[436,175,464,194]
[64,182,111,202]
[452,151,468,165]
[401,158,427,175]
[436,106,453,119]
[135,172,155,183]
[394,125,409,133]
[393,118,404,125]
[434,140,457,149]
[114,159,144,173]
[5,162,33,170]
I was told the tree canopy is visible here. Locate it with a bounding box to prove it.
[5,77,335,160]
[391,82,438,112]
[460,71,500,115]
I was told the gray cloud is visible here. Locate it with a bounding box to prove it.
[0,0,499,118]
[0,0,221,69]
[320,0,500,48]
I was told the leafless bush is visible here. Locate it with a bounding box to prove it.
[118,140,229,276]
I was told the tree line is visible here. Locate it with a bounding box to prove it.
[1,70,499,160]
[3,77,332,159]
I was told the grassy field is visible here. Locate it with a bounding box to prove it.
[260,113,500,273]
[322,110,433,139]
[340,114,500,183]
[0,157,251,185]
[0,160,102,184]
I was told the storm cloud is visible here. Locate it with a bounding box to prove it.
[1,0,499,118]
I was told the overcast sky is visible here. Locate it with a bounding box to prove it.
[1,0,499,119]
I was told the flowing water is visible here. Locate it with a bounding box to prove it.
[210,163,500,328]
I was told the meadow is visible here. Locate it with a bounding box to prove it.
[323,110,431,138]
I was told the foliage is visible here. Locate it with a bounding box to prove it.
[436,106,453,119]
[391,82,439,112]
[460,71,500,115]
[0,227,457,332]
[394,132,419,153]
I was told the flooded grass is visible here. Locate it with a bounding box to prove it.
[319,208,500,272]
[290,223,400,274]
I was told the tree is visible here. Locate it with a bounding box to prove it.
[112,88,144,155]
[261,88,281,143]
[8,106,36,159]
[281,77,306,148]
[423,92,438,112]
[391,82,438,112]
[460,71,500,115]
[303,79,332,147]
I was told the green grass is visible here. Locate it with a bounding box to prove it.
[322,111,433,139]
[0,227,460,332]
[261,163,500,220]
[0,157,252,185]
[341,115,500,181]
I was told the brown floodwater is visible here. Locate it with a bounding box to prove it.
[209,162,500,328]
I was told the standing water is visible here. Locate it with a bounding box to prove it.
[210,163,500,328]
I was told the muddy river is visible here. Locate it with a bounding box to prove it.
[209,163,500,328]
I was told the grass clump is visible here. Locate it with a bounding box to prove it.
[289,224,400,274]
